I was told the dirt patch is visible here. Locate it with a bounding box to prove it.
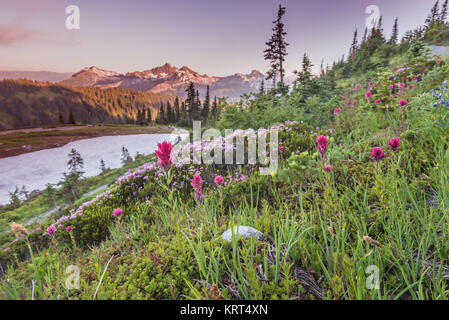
[0,125,172,159]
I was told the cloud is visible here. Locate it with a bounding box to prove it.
[0,20,37,46]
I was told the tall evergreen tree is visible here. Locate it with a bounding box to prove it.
[166,101,173,123]
[362,27,368,44]
[212,96,218,120]
[202,85,210,120]
[293,53,313,86]
[157,103,165,124]
[185,82,198,122]
[68,109,75,125]
[259,79,265,95]
[174,96,180,122]
[426,1,440,27]
[264,5,289,85]
[349,29,358,60]
[390,18,399,44]
[441,0,448,22]
[67,148,84,174]
[146,108,152,124]
[58,112,64,125]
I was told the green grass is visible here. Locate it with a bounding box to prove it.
[0,153,157,245]
[1,54,449,300]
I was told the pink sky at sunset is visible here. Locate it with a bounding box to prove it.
[0,0,439,76]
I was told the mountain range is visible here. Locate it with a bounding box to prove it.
[0,71,74,83]
[60,63,264,100]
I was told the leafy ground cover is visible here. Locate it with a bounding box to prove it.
[1,44,449,300]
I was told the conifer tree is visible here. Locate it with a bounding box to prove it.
[259,79,265,95]
[362,27,368,44]
[264,5,289,85]
[426,1,440,27]
[58,112,64,125]
[157,103,165,124]
[349,29,358,60]
[202,85,210,120]
[390,18,399,44]
[146,108,152,124]
[441,0,448,22]
[174,96,180,122]
[166,101,173,123]
[212,96,218,120]
[293,53,313,86]
[185,82,198,122]
[68,109,76,125]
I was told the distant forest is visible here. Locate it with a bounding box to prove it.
[0,79,224,130]
[0,79,176,130]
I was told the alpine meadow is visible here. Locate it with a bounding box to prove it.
[1,0,449,305]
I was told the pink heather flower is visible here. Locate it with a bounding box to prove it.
[66,226,72,232]
[316,135,329,156]
[113,208,123,217]
[333,107,341,116]
[399,83,404,89]
[324,165,332,172]
[365,91,372,99]
[398,99,408,107]
[155,141,173,169]
[371,147,385,162]
[375,99,381,104]
[214,175,224,185]
[408,84,413,90]
[388,138,401,152]
[389,84,394,90]
[47,225,56,237]
[279,146,284,151]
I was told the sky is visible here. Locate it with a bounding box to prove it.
[0,0,439,76]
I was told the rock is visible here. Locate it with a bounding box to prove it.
[22,145,32,151]
[221,226,263,242]
[29,190,41,199]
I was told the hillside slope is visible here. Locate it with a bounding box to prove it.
[0,79,175,130]
[1,49,448,300]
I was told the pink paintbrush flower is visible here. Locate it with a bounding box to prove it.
[371,147,385,161]
[155,141,173,169]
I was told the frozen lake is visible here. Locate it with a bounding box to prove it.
[0,132,185,205]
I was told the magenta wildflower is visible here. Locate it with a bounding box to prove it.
[365,91,372,99]
[371,147,385,161]
[66,226,72,232]
[388,138,401,152]
[375,99,381,104]
[398,99,408,107]
[113,208,123,217]
[155,141,173,169]
[324,165,332,172]
[214,175,224,185]
[316,135,329,156]
[47,225,56,237]
[191,174,203,201]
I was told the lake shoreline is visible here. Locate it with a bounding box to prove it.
[0,124,173,159]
